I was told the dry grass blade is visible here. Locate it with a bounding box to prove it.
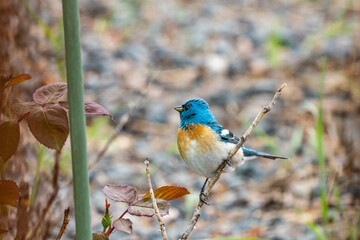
[56,207,70,240]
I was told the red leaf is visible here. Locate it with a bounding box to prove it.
[5,74,31,88]
[59,101,113,119]
[0,121,20,163]
[11,99,36,116]
[113,218,133,234]
[0,180,19,207]
[0,228,9,234]
[101,185,137,204]
[142,186,190,201]
[33,82,67,105]
[128,198,169,217]
[27,105,69,150]
[92,231,109,240]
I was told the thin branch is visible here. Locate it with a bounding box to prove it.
[89,70,154,170]
[180,83,287,240]
[144,158,168,240]
[56,207,70,240]
[15,181,30,240]
[26,150,61,240]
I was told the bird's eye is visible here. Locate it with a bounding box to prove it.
[185,104,192,110]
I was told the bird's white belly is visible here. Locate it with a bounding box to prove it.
[184,140,244,178]
[177,124,244,178]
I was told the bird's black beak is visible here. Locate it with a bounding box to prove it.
[174,105,183,112]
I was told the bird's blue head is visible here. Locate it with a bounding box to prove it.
[174,98,217,129]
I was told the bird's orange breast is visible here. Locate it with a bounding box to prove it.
[177,123,218,161]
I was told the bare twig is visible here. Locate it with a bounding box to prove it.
[26,150,61,240]
[181,83,287,240]
[144,158,168,240]
[56,207,70,240]
[89,71,154,170]
[15,181,30,240]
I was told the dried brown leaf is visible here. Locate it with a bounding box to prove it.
[143,186,190,201]
[0,180,19,207]
[5,74,31,88]
[0,121,20,163]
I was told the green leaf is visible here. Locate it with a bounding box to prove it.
[27,105,69,150]
[0,121,20,163]
[0,180,19,207]
[101,214,111,232]
[101,199,111,232]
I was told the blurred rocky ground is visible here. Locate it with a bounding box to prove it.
[4,0,360,239]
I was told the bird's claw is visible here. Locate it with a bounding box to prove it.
[224,159,232,167]
[200,192,210,205]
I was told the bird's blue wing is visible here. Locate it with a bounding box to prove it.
[209,123,240,144]
[208,123,287,160]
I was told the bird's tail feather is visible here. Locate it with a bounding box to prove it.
[242,147,287,160]
[255,152,287,160]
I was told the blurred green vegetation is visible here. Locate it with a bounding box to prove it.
[21,0,65,80]
[265,30,289,68]
[305,58,360,240]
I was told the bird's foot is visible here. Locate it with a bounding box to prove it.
[223,159,232,167]
[200,192,210,205]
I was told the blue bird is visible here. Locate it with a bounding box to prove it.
[174,98,286,180]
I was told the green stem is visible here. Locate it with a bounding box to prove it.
[61,0,91,239]
[317,57,328,237]
[30,145,45,206]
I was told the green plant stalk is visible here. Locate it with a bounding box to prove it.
[334,186,355,239]
[61,0,91,239]
[307,222,327,240]
[317,57,328,237]
[333,186,341,238]
[353,207,360,240]
[30,145,45,206]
